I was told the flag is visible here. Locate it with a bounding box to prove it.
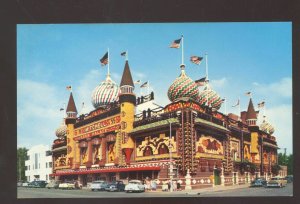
[60,108,64,111]
[245,91,251,97]
[221,98,226,102]
[121,51,127,56]
[258,101,265,108]
[66,85,72,91]
[100,52,108,66]
[195,77,207,86]
[134,80,141,84]
[140,81,148,88]
[232,99,240,107]
[169,38,181,48]
[190,56,203,65]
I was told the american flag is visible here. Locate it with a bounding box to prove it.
[169,38,181,48]
[100,52,108,66]
[195,77,207,86]
[66,85,72,91]
[190,56,203,65]
[232,99,240,107]
[258,101,265,108]
[140,81,148,88]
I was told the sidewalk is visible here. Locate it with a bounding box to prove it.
[146,183,250,194]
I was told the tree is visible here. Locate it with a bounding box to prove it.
[278,152,293,175]
[17,147,28,181]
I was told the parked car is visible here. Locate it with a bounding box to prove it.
[59,181,81,190]
[17,181,23,187]
[46,180,61,189]
[22,182,29,187]
[28,180,48,188]
[90,180,108,191]
[250,178,267,187]
[284,175,293,183]
[105,181,126,192]
[124,180,145,193]
[266,177,287,188]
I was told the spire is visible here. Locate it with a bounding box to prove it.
[66,92,77,118]
[246,98,257,126]
[120,60,134,87]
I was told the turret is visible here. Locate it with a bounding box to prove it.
[65,92,78,169]
[246,98,257,127]
[119,60,136,165]
[246,98,259,156]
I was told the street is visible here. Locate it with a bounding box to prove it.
[17,183,293,198]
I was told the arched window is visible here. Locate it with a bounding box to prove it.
[143,146,153,156]
[158,143,169,154]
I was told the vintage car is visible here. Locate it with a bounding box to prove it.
[124,180,145,193]
[59,181,82,190]
[28,180,48,188]
[46,180,61,189]
[90,180,108,191]
[250,178,267,187]
[105,181,125,192]
[266,177,287,188]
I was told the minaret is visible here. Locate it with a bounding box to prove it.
[119,60,136,165]
[65,92,78,169]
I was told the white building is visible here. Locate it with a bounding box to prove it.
[25,144,52,182]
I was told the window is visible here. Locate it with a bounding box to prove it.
[46,150,52,156]
[49,162,52,168]
[39,163,40,169]
[29,165,30,170]
[46,175,48,180]
[46,163,48,168]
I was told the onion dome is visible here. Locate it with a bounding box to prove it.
[55,120,67,139]
[260,120,275,135]
[91,75,120,108]
[198,83,222,110]
[167,67,199,102]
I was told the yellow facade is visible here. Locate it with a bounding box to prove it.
[250,132,259,154]
[66,123,76,168]
[120,101,135,149]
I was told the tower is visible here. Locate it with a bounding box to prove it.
[65,92,78,169]
[117,60,136,165]
[246,98,260,163]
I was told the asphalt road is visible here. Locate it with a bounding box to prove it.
[17,183,293,198]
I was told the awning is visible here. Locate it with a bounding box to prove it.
[51,166,161,176]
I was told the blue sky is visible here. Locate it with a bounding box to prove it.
[17,22,292,154]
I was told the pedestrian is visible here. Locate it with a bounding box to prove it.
[177,181,181,191]
[151,179,157,191]
[173,180,177,191]
[147,179,151,191]
[167,180,171,191]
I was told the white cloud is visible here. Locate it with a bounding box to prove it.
[253,77,292,98]
[211,77,228,88]
[134,72,146,80]
[259,104,293,154]
[17,79,64,148]
[76,69,101,114]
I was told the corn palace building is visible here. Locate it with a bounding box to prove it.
[51,59,279,189]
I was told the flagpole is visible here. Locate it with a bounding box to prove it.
[224,97,227,115]
[181,35,184,65]
[147,81,150,95]
[126,50,128,61]
[205,53,208,81]
[238,97,241,121]
[107,48,110,76]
